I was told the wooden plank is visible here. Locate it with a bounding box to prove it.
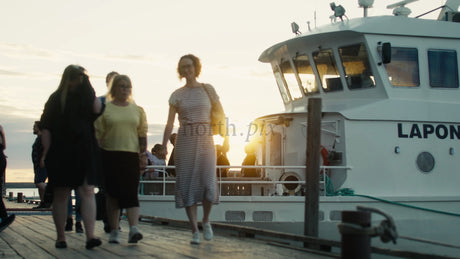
[0,235,22,258]
[0,220,56,258]
[1,214,335,259]
[11,215,91,258]
[15,216,143,258]
[141,215,341,248]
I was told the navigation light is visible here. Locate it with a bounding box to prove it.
[291,22,301,35]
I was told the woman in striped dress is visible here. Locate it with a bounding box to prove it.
[162,54,220,245]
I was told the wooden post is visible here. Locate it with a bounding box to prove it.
[341,211,371,259]
[17,192,23,203]
[305,98,322,243]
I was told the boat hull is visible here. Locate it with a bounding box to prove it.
[139,194,460,257]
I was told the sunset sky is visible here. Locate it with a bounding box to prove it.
[0,0,443,182]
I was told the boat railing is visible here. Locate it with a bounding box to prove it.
[140,165,351,197]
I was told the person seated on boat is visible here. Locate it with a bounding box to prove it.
[142,150,153,179]
[144,144,167,179]
[241,142,257,177]
[216,136,230,177]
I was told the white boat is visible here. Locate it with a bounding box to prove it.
[139,0,460,256]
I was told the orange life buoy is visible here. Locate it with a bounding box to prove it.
[320,145,329,176]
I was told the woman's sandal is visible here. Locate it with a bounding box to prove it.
[85,238,102,249]
[55,241,67,249]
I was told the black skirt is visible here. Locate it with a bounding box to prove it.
[101,150,140,208]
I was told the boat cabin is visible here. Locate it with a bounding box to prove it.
[252,3,460,197]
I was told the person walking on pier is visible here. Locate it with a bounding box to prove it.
[40,65,103,249]
[95,74,147,244]
[31,120,50,209]
[0,124,15,233]
[162,54,220,244]
[97,70,121,233]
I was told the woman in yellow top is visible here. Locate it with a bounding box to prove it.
[95,74,148,244]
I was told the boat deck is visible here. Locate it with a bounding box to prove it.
[1,198,335,259]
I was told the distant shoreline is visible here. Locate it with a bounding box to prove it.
[5,182,36,188]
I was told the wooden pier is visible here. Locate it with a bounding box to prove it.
[1,198,337,259]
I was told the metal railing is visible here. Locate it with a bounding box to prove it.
[140,165,352,196]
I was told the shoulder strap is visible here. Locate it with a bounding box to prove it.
[202,83,214,104]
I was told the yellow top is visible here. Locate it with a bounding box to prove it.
[95,102,148,153]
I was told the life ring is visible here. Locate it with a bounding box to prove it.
[280,172,302,194]
[279,147,330,194]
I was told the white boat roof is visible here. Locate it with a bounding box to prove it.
[259,16,460,63]
[257,14,460,122]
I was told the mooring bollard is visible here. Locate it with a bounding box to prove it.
[340,210,371,259]
[8,191,13,201]
[17,192,23,203]
[338,206,399,259]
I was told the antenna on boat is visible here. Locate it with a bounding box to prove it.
[358,0,375,17]
[330,2,347,22]
[387,0,418,17]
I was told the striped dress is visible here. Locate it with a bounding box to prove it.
[169,85,219,208]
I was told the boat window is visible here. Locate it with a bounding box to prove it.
[384,47,420,87]
[293,55,319,94]
[339,43,375,90]
[280,59,303,99]
[273,66,291,103]
[428,49,459,88]
[313,49,343,92]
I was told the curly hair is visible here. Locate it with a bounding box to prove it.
[151,144,167,159]
[177,54,202,79]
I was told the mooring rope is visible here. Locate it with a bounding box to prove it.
[399,235,460,250]
[333,188,460,218]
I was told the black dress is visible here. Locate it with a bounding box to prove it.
[40,88,102,188]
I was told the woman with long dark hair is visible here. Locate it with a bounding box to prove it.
[40,65,103,249]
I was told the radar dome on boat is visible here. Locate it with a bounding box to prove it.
[387,0,418,17]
